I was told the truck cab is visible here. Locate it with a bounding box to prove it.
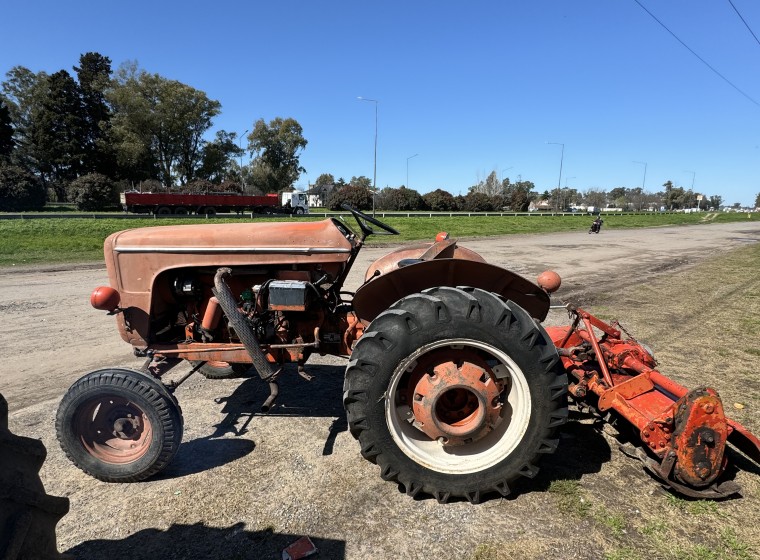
[281,191,309,214]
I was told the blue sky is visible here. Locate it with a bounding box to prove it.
[2,1,759,205]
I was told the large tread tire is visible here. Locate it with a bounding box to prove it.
[55,368,183,482]
[192,361,253,379]
[343,286,568,503]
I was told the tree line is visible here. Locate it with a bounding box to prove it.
[0,53,307,210]
[1,53,756,212]
[319,170,741,213]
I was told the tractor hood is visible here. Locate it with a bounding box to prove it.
[108,219,354,257]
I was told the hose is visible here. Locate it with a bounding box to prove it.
[212,267,278,382]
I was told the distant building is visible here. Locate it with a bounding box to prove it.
[305,183,334,208]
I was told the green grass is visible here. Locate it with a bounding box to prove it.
[548,479,592,516]
[0,211,756,267]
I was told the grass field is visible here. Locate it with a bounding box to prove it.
[0,211,756,267]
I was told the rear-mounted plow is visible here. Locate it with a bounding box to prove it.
[544,304,760,499]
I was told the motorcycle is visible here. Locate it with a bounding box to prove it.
[589,218,603,234]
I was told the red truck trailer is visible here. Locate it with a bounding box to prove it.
[120,191,309,215]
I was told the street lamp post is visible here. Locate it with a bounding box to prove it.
[407,153,418,189]
[633,161,647,211]
[357,97,378,215]
[547,142,564,211]
[239,129,249,190]
[501,166,513,183]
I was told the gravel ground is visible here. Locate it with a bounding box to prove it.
[2,220,760,560]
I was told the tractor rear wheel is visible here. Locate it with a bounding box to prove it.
[344,287,567,503]
[56,368,183,482]
[192,361,252,379]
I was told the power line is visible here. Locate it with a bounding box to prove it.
[633,0,760,108]
[727,0,760,49]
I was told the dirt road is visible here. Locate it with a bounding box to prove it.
[3,220,760,559]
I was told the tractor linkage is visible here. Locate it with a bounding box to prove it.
[544,304,760,499]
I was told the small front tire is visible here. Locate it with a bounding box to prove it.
[56,368,183,482]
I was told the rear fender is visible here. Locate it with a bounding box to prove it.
[352,258,550,323]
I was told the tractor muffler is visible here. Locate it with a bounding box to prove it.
[213,267,281,409]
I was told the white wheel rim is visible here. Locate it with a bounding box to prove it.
[385,338,532,474]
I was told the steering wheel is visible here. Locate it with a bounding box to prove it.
[341,204,399,239]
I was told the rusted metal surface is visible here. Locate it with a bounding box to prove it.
[90,285,120,312]
[103,219,355,347]
[354,259,551,323]
[408,351,503,446]
[547,307,760,496]
[671,388,728,487]
[74,395,154,464]
[362,240,486,281]
[201,296,222,331]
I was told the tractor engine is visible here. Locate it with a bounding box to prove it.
[164,269,354,363]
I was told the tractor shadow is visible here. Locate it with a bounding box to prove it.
[65,522,345,560]
[513,408,613,498]
[205,362,347,453]
[160,363,347,479]
[164,364,614,500]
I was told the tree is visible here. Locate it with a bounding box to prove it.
[0,163,45,210]
[109,64,221,187]
[197,130,243,183]
[468,170,501,196]
[28,70,87,200]
[376,186,426,210]
[74,52,116,177]
[709,195,723,210]
[583,188,607,210]
[422,188,458,211]
[754,192,760,208]
[247,117,306,193]
[662,181,686,210]
[463,191,494,211]
[314,173,335,189]
[349,175,372,190]
[0,66,48,167]
[0,100,13,159]
[503,181,536,211]
[68,172,116,210]
[327,184,372,210]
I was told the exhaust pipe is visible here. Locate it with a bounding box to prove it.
[261,381,279,413]
[212,268,279,387]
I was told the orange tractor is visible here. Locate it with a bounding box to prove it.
[57,207,760,502]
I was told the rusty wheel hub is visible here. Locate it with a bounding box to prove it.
[411,359,503,446]
[76,397,153,464]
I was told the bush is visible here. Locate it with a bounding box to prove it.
[463,192,494,212]
[68,173,116,211]
[327,185,373,210]
[422,189,458,211]
[376,186,426,211]
[0,164,46,211]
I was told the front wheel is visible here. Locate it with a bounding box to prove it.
[344,287,567,503]
[56,368,183,482]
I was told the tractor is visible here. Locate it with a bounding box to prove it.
[56,207,760,502]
